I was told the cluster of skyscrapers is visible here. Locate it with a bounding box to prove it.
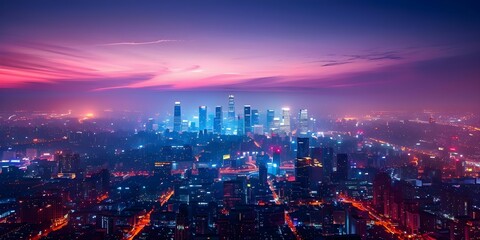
[168,95,308,136]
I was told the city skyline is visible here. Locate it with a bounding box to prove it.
[1,0,480,114]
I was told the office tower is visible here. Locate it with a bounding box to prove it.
[299,109,308,135]
[281,107,291,134]
[244,105,251,134]
[237,115,244,136]
[296,137,310,159]
[336,153,349,181]
[273,147,281,167]
[266,109,275,131]
[174,101,182,132]
[295,157,312,195]
[175,203,191,240]
[259,162,268,188]
[153,161,172,182]
[253,125,264,135]
[252,109,259,125]
[218,206,257,239]
[181,120,189,132]
[146,117,155,131]
[199,105,207,131]
[322,147,334,179]
[223,179,246,208]
[214,106,223,134]
[373,172,391,214]
[309,148,323,188]
[55,150,80,174]
[227,95,235,134]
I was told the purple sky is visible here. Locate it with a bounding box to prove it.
[0,0,479,115]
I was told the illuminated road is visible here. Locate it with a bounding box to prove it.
[125,209,153,240]
[125,189,174,240]
[339,194,404,238]
[268,179,301,240]
[160,189,174,206]
[31,215,68,240]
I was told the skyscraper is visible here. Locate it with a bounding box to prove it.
[252,109,259,126]
[214,106,223,134]
[296,137,310,159]
[266,109,275,131]
[299,109,308,135]
[281,107,291,134]
[175,203,191,240]
[336,153,349,181]
[223,179,246,209]
[244,105,251,134]
[322,147,334,179]
[273,147,281,167]
[259,162,268,188]
[295,157,312,195]
[174,101,182,132]
[199,105,207,131]
[227,95,235,134]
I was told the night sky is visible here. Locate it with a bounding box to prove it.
[1,0,479,115]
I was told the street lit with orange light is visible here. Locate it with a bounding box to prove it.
[31,215,69,240]
[268,179,301,240]
[339,194,404,238]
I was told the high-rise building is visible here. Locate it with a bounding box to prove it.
[322,147,334,179]
[295,157,312,195]
[175,203,190,240]
[55,150,80,175]
[373,172,391,214]
[299,109,308,135]
[281,107,291,134]
[336,153,349,181]
[237,115,244,136]
[223,179,246,208]
[146,117,155,132]
[252,109,259,125]
[273,147,281,167]
[199,105,207,131]
[153,161,172,182]
[227,95,235,134]
[244,105,252,134]
[214,106,223,134]
[266,109,275,131]
[296,137,310,159]
[259,162,268,188]
[174,101,182,132]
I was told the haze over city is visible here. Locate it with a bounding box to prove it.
[1,0,480,114]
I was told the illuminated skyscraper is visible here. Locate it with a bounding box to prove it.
[214,106,223,134]
[227,95,235,134]
[174,101,182,132]
[299,109,308,135]
[266,109,274,131]
[297,137,310,159]
[244,105,251,134]
[281,107,291,134]
[295,157,312,195]
[252,109,259,125]
[199,105,207,131]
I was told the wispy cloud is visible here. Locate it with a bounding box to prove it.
[100,39,181,46]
